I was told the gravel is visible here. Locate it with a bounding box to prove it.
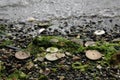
[0,16,120,80]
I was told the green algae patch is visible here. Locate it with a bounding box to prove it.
[26,36,84,55]
[6,70,28,80]
[72,62,89,72]
[26,36,120,67]
[0,39,13,47]
[0,24,7,36]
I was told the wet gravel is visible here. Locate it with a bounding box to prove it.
[0,16,120,80]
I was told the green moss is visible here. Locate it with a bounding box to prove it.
[0,61,5,79]
[51,68,57,72]
[7,70,28,80]
[26,36,120,67]
[0,24,6,30]
[0,39,13,47]
[26,36,84,55]
[39,74,48,80]
[0,61,5,72]
[72,62,88,72]
[0,24,6,36]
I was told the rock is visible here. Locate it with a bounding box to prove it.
[94,30,105,35]
[56,53,65,58]
[65,52,72,56]
[112,38,120,43]
[38,28,45,34]
[15,51,30,60]
[27,17,36,22]
[38,21,51,27]
[70,38,83,45]
[26,61,34,70]
[46,47,58,53]
[72,56,81,61]
[59,59,66,64]
[37,57,44,62]
[57,76,65,80]
[85,50,103,60]
[43,68,51,75]
[84,41,96,47]
[96,65,102,69]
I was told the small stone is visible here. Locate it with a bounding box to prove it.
[56,53,65,58]
[60,65,70,70]
[26,61,34,70]
[37,57,44,62]
[38,21,51,27]
[70,38,83,45]
[27,17,36,22]
[112,38,120,43]
[59,59,66,64]
[85,50,103,60]
[38,28,45,34]
[39,69,43,73]
[94,30,105,35]
[72,56,81,61]
[46,47,58,53]
[65,52,72,56]
[76,34,80,39]
[96,65,102,69]
[84,41,96,47]
[43,68,51,75]
[57,76,65,80]
[15,51,30,60]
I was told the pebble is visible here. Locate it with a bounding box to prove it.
[94,30,105,35]
[37,57,44,62]
[72,56,81,61]
[96,65,102,69]
[26,61,34,70]
[43,68,51,75]
[27,17,36,22]
[65,52,72,56]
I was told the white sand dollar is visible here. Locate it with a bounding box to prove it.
[15,51,30,60]
[85,41,96,47]
[45,53,58,61]
[85,50,102,60]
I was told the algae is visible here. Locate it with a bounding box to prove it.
[72,62,88,72]
[0,39,13,47]
[7,70,28,80]
[0,24,6,36]
[26,36,84,55]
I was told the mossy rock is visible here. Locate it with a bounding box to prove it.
[26,36,84,55]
